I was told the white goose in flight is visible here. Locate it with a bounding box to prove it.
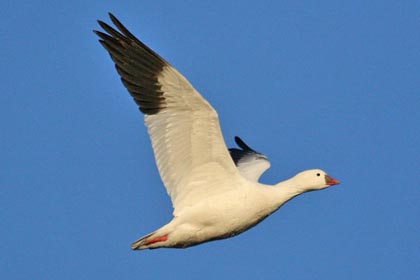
[94,14,340,250]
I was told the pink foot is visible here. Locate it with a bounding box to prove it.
[145,234,169,245]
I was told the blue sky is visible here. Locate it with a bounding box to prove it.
[1,1,419,279]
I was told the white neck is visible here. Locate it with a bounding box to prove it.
[268,178,307,208]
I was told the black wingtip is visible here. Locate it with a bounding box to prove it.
[108,12,120,26]
[94,13,169,116]
[108,12,118,22]
[97,19,109,30]
[234,136,255,152]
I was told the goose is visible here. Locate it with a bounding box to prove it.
[94,14,340,250]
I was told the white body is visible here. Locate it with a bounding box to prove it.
[146,179,298,248]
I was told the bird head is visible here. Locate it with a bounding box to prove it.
[292,169,340,191]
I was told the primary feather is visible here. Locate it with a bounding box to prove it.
[229,136,271,182]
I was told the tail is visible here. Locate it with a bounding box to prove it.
[131,231,169,250]
[131,232,155,250]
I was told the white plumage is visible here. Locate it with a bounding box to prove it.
[95,14,340,250]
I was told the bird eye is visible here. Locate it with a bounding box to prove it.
[316,173,320,176]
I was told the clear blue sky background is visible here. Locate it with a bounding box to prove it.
[1,1,419,279]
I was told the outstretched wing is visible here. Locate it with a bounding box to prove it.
[95,14,240,212]
[229,136,271,182]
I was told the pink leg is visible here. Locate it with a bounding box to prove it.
[145,234,169,245]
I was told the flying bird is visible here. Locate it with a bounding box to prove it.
[94,13,340,250]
